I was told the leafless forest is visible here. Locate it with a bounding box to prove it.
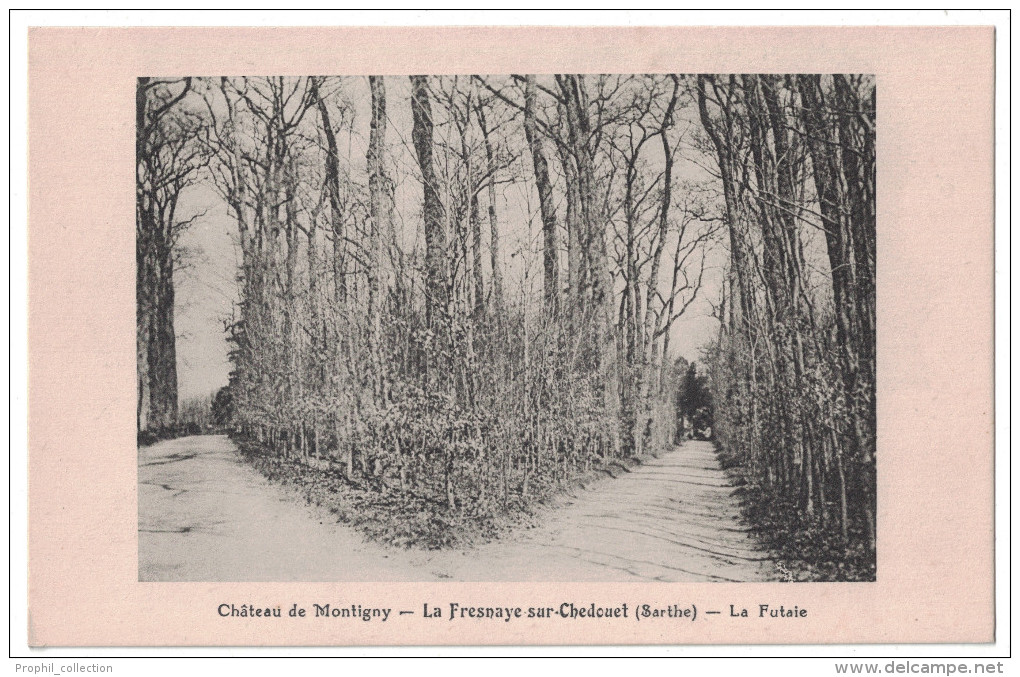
[137,74,876,579]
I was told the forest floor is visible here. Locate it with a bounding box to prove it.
[139,435,777,582]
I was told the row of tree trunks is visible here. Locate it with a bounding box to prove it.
[409,75,449,337]
[475,103,506,317]
[797,73,877,553]
[556,74,622,456]
[367,75,390,402]
[697,73,876,558]
[522,74,560,316]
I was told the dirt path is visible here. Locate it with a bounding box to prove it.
[139,435,776,582]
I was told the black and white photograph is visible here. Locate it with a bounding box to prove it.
[19,8,1006,661]
[135,73,877,583]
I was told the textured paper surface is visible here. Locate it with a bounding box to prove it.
[27,25,994,646]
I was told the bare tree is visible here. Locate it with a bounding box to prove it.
[409,75,448,335]
[522,75,560,314]
[136,76,205,432]
[366,76,390,400]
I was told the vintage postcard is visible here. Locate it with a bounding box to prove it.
[27,24,994,646]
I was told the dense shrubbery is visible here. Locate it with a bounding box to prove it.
[228,303,674,533]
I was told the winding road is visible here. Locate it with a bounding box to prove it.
[139,435,776,582]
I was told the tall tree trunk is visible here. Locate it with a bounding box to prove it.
[367,76,390,401]
[697,76,754,331]
[470,191,485,319]
[556,99,583,313]
[136,79,152,432]
[284,155,302,445]
[307,192,323,390]
[523,75,560,315]
[312,77,347,306]
[148,244,178,429]
[476,102,505,317]
[409,75,448,332]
